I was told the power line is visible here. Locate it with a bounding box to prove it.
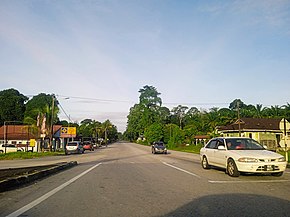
[24,93,288,108]
[56,94,135,104]
[57,99,73,122]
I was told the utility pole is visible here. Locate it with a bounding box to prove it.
[50,95,55,151]
[237,101,241,137]
[284,118,288,162]
[3,122,7,154]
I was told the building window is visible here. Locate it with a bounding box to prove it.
[249,133,252,138]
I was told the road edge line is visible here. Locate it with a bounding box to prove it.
[5,162,102,217]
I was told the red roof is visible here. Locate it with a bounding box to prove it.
[0,125,63,140]
[0,125,35,140]
[217,118,282,132]
[194,135,210,139]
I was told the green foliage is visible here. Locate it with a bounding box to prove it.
[229,99,245,110]
[0,88,28,125]
[170,143,203,154]
[163,124,184,148]
[78,119,118,143]
[24,93,60,138]
[139,85,162,107]
[144,123,164,144]
[171,105,188,129]
[125,87,290,151]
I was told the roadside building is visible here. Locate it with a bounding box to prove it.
[0,125,38,152]
[216,118,290,150]
[194,135,210,145]
[0,125,76,152]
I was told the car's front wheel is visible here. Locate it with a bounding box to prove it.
[201,156,210,169]
[227,159,240,177]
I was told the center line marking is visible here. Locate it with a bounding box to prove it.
[6,162,102,217]
[162,162,201,178]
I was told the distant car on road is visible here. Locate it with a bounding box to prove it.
[65,141,84,155]
[152,141,167,154]
[200,137,287,177]
[83,141,94,151]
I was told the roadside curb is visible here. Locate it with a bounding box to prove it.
[0,161,78,193]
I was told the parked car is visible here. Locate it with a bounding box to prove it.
[200,137,287,177]
[83,141,94,151]
[152,141,167,154]
[65,141,84,155]
[0,144,24,153]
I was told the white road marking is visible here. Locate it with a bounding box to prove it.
[6,162,102,217]
[208,179,290,184]
[162,162,201,178]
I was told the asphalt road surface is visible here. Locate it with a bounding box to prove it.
[1,142,290,217]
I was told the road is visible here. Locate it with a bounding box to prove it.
[1,142,290,217]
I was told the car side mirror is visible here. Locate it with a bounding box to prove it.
[218,145,226,150]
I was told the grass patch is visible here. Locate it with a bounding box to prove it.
[0,151,65,160]
[169,144,202,154]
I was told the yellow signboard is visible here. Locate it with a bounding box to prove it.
[61,127,76,138]
[30,139,36,147]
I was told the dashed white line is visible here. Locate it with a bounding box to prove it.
[6,162,102,217]
[162,162,201,178]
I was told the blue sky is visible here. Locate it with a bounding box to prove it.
[1,0,290,132]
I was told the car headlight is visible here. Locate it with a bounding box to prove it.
[277,157,286,162]
[238,157,259,163]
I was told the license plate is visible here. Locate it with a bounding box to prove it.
[264,165,274,171]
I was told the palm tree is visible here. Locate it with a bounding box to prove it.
[268,105,282,118]
[102,120,113,146]
[254,104,264,118]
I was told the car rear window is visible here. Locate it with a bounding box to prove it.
[67,142,78,146]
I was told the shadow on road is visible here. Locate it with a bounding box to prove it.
[156,193,290,217]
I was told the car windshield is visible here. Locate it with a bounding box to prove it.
[155,142,164,146]
[225,138,265,150]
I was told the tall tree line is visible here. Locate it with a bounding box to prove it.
[124,86,290,146]
[0,88,118,143]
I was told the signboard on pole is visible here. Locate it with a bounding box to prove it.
[30,139,36,147]
[60,127,76,138]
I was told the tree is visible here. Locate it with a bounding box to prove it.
[0,88,28,125]
[126,85,164,141]
[163,124,184,148]
[171,105,188,129]
[265,105,282,118]
[126,104,146,140]
[139,85,162,108]
[218,108,235,125]
[144,123,164,144]
[101,120,118,144]
[229,99,245,111]
[24,93,59,129]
